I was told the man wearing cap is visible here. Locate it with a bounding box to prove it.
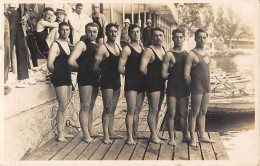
[55,8,67,23]
[120,18,131,48]
[35,7,59,56]
[90,3,108,45]
[68,3,92,45]
[142,19,153,48]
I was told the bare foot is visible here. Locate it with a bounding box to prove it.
[158,135,168,140]
[189,139,199,149]
[109,133,124,139]
[57,136,67,142]
[199,137,215,143]
[182,134,191,142]
[64,133,74,138]
[89,131,103,137]
[102,137,112,144]
[168,139,176,146]
[126,138,136,145]
[150,137,164,144]
[133,132,148,139]
[82,137,95,143]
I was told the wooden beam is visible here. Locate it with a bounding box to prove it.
[122,3,125,23]
[131,3,134,24]
[144,4,147,27]
[110,4,113,23]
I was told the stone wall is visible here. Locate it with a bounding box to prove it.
[5,77,125,160]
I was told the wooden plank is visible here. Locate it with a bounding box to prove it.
[116,139,138,160]
[189,132,202,160]
[50,132,82,160]
[88,139,115,160]
[158,131,173,160]
[76,137,103,160]
[130,132,150,160]
[63,140,89,160]
[25,137,57,160]
[199,132,216,160]
[103,136,126,160]
[143,131,163,160]
[209,132,229,160]
[33,137,74,160]
[174,131,188,160]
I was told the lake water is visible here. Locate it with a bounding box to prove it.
[208,51,258,162]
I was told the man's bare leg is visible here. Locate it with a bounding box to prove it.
[147,91,164,144]
[109,88,123,139]
[79,86,94,143]
[101,89,114,144]
[157,90,168,140]
[179,97,190,142]
[125,91,137,145]
[64,86,74,138]
[55,85,71,142]
[167,96,177,145]
[198,93,215,143]
[88,86,102,137]
[189,93,203,148]
[133,92,146,138]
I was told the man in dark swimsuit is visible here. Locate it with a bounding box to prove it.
[47,22,73,142]
[35,7,59,55]
[184,29,215,148]
[118,24,146,145]
[68,22,102,143]
[162,29,190,145]
[94,23,123,144]
[140,27,167,144]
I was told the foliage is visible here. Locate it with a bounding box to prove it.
[176,3,214,38]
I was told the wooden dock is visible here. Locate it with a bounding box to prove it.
[24,98,229,160]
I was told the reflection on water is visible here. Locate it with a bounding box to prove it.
[207,51,257,161]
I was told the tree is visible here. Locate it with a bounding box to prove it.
[176,3,214,38]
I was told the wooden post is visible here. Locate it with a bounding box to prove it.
[110,4,113,23]
[144,4,147,27]
[131,3,134,24]
[122,3,125,23]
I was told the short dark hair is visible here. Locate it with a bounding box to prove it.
[59,22,69,30]
[85,22,99,31]
[128,24,140,34]
[76,3,83,8]
[106,23,119,33]
[43,7,54,13]
[195,29,208,38]
[172,29,185,38]
[151,27,164,35]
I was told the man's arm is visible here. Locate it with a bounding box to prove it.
[162,52,175,79]
[184,52,194,86]
[140,48,152,75]
[40,20,59,28]
[118,45,130,75]
[93,45,106,73]
[68,41,86,71]
[47,42,59,73]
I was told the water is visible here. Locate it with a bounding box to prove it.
[208,51,257,162]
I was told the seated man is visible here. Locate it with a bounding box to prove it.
[35,7,59,56]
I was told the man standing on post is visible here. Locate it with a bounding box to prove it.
[118,24,146,145]
[91,3,107,45]
[94,23,123,144]
[142,19,153,48]
[184,29,214,148]
[140,27,167,144]
[120,18,131,48]
[68,3,92,45]
[68,22,102,143]
[162,29,190,145]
